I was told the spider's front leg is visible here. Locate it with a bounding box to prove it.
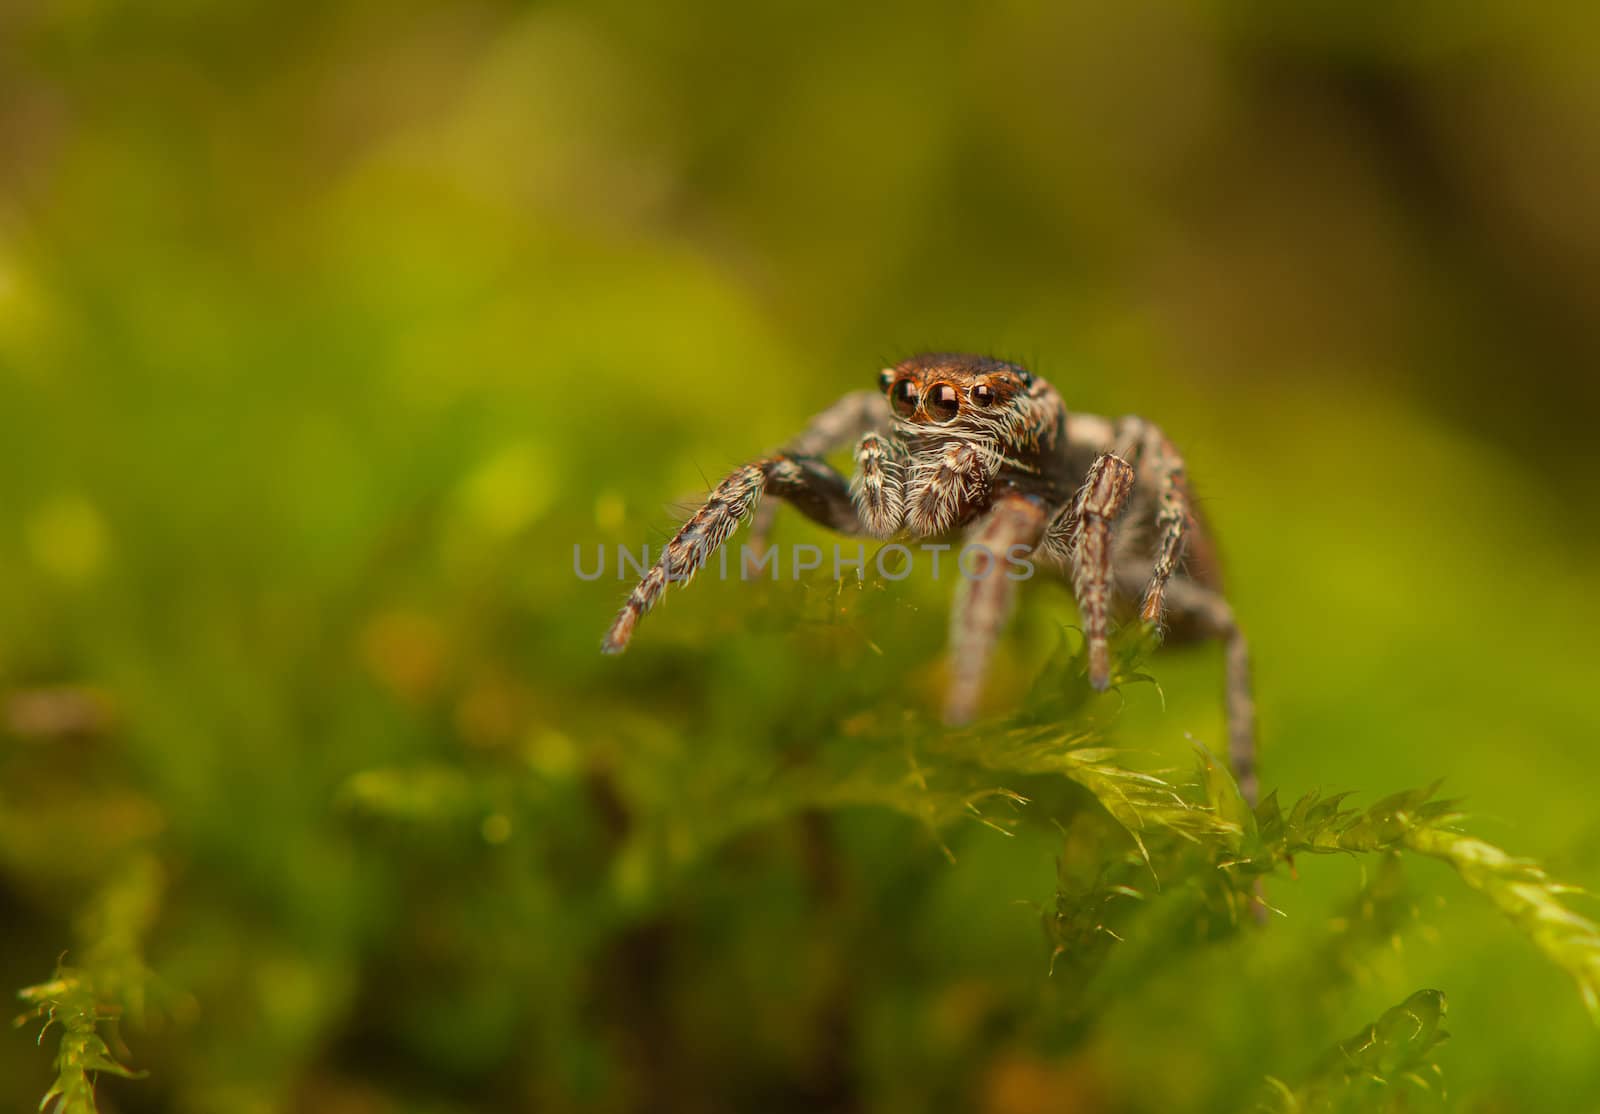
[602,454,864,654]
[1039,453,1136,691]
[944,493,1048,724]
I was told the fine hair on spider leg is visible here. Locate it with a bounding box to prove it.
[1039,453,1136,692]
[602,460,767,654]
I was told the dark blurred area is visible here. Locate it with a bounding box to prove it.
[2,2,1598,1112]
[4,3,1597,476]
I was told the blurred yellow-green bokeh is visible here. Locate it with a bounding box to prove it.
[2,2,1599,1111]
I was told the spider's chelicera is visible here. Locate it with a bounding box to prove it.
[602,353,1257,802]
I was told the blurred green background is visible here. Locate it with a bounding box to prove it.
[2,2,1599,1111]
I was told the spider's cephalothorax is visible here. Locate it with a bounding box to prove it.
[601,353,1258,803]
[857,354,1065,539]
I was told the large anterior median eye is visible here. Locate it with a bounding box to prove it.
[890,379,919,417]
[926,383,961,422]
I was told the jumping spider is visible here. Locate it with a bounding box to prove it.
[602,353,1257,802]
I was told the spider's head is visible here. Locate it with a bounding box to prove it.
[878,353,1037,434]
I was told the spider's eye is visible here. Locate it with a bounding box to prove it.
[879,368,895,392]
[970,383,995,407]
[890,379,919,417]
[926,383,961,422]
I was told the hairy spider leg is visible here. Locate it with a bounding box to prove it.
[1041,453,1136,691]
[1114,416,1193,625]
[944,494,1048,725]
[602,455,865,654]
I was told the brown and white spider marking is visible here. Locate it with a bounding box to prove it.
[601,353,1258,802]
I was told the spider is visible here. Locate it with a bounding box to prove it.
[601,353,1258,802]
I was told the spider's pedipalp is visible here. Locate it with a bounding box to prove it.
[849,431,906,538]
[904,440,990,537]
[944,494,1047,724]
[745,390,890,568]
